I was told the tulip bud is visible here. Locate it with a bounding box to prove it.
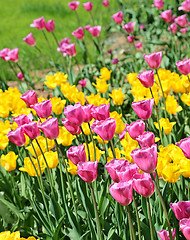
[176,58,190,75]
[111,11,123,24]
[45,19,55,32]
[23,33,36,46]
[89,26,101,37]
[68,1,80,10]
[77,161,98,183]
[72,27,85,40]
[157,229,176,240]
[137,70,154,88]
[133,173,155,197]
[30,16,46,30]
[176,136,190,159]
[136,131,155,148]
[13,114,32,126]
[83,2,93,11]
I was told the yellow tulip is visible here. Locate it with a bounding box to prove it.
[1,152,18,171]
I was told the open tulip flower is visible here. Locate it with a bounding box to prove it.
[180,218,190,239]
[111,11,123,24]
[170,201,190,220]
[157,229,176,240]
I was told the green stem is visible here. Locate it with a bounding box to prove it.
[147,197,154,240]
[150,173,173,240]
[80,126,91,161]
[133,196,141,240]
[103,140,108,163]
[88,122,96,161]
[109,139,116,158]
[156,70,167,118]
[126,205,136,240]
[89,183,102,240]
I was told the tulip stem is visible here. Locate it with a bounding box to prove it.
[187,75,190,83]
[150,173,173,240]
[147,197,154,240]
[126,205,136,240]
[110,139,116,158]
[80,126,91,161]
[133,196,141,240]
[156,70,167,118]
[35,139,55,198]
[103,140,108,163]
[89,183,103,240]
[88,122,96,162]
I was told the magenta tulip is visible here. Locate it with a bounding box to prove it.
[112,58,119,65]
[72,27,85,40]
[140,25,145,30]
[160,10,172,22]
[170,201,190,220]
[132,98,154,120]
[30,16,46,30]
[133,173,155,197]
[136,131,155,148]
[77,161,98,183]
[168,23,178,34]
[23,33,36,46]
[84,25,91,31]
[119,129,126,141]
[5,48,19,62]
[109,181,133,206]
[64,103,84,126]
[157,229,176,240]
[83,2,93,11]
[180,218,190,240]
[20,90,38,108]
[179,0,190,12]
[112,11,123,24]
[144,51,162,69]
[102,0,109,7]
[17,72,24,80]
[89,26,101,37]
[135,42,143,49]
[61,118,81,135]
[63,43,77,57]
[38,118,59,139]
[176,59,190,75]
[152,0,164,9]
[127,35,134,43]
[67,145,87,165]
[32,100,52,119]
[176,136,190,158]
[79,79,87,87]
[122,22,136,33]
[82,104,93,123]
[180,27,188,33]
[7,127,26,147]
[117,163,139,182]
[91,118,116,141]
[91,103,110,121]
[22,122,40,139]
[175,14,187,27]
[126,120,145,140]
[137,70,154,88]
[45,19,55,32]
[68,1,80,10]
[13,114,32,127]
[0,48,10,61]
[131,144,157,173]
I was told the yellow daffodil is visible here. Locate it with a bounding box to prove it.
[1,152,18,171]
[154,118,176,135]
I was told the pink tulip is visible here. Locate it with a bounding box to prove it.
[135,42,143,49]
[126,120,145,140]
[38,118,59,139]
[64,103,84,126]
[91,118,116,141]
[160,10,172,22]
[152,0,164,9]
[89,26,101,37]
[127,35,134,43]
[117,163,139,182]
[175,14,187,27]
[22,122,40,139]
[170,201,190,220]
[176,59,190,75]
[83,2,93,11]
[13,114,32,127]
[5,48,19,62]
[68,1,80,11]
[108,49,112,54]
[140,25,145,30]
[105,159,129,182]
[109,181,133,206]
[61,118,81,135]
[119,129,126,141]
[111,11,123,24]
[144,51,162,69]
[7,127,26,147]
[180,218,190,239]
[0,48,10,61]
[32,100,52,119]
[82,104,93,123]
[180,27,188,33]
[63,43,77,57]
[136,132,155,148]
[132,98,154,120]
[91,103,110,121]
[168,23,178,34]
[112,58,119,65]
[122,22,136,34]
[176,137,190,158]
[30,16,46,30]
[17,72,24,80]
[157,229,176,240]
[137,70,154,88]
[77,161,98,183]
[131,144,157,173]
[178,0,190,12]
[57,38,71,52]
[45,19,55,32]
[79,79,87,87]
[67,145,87,165]
[84,25,91,31]
[23,33,36,46]
[72,27,85,40]
[20,90,38,108]
[133,173,155,197]
[102,0,109,7]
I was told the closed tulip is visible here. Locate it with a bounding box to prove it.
[91,103,110,120]
[132,98,154,120]
[64,103,84,126]
[13,114,32,127]
[170,201,190,220]
[133,173,155,197]
[135,42,142,49]
[0,48,10,61]
[122,22,136,33]
[157,229,176,240]
[137,70,154,88]
[23,33,36,46]
[117,163,139,182]
[112,11,123,24]
[7,127,26,147]
[82,104,93,123]
[1,152,18,172]
[72,27,85,40]
[17,72,24,80]
[180,218,190,240]
[20,90,38,108]
[79,79,87,87]
[63,43,77,57]
[175,14,187,27]
[62,118,81,135]
[176,59,190,75]
[136,131,155,148]
[168,23,178,34]
[89,26,101,37]
[67,145,87,165]
[144,51,162,69]
[30,16,46,30]
[68,1,80,10]
[127,35,134,43]
[45,19,55,32]
[77,161,98,183]
[176,136,190,159]
[32,100,52,119]
[5,48,19,62]
[126,120,145,140]
[131,144,157,173]
[102,0,109,7]
[161,10,172,22]
[152,0,164,9]
[83,2,93,11]
[179,0,190,12]
[109,181,133,206]
[38,118,59,139]
[22,122,40,139]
